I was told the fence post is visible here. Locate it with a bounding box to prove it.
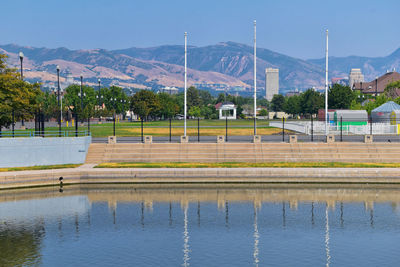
[38,110,41,137]
[226,115,228,142]
[370,116,372,135]
[197,118,200,142]
[88,116,90,135]
[282,117,285,142]
[41,112,45,137]
[311,116,313,142]
[12,109,14,138]
[169,118,172,143]
[141,118,144,143]
[340,116,343,142]
[75,112,78,137]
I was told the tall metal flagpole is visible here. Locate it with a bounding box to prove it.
[184,32,187,137]
[325,29,329,135]
[253,20,257,135]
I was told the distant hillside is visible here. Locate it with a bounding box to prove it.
[1,42,399,94]
[114,41,326,90]
[308,48,400,81]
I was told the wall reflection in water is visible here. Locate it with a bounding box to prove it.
[2,184,400,266]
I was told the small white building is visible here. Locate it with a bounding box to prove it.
[216,102,237,120]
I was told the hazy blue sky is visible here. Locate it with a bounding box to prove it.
[1,0,399,59]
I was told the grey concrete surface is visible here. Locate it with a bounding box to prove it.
[0,136,91,167]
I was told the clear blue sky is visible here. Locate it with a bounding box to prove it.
[1,0,399,59]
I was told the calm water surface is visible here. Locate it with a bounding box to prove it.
[1,184,400,266]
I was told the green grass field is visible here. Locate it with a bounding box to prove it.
[95,162,400,168]
[8,119,289,138]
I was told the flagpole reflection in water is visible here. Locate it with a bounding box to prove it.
[325,204,331,267]
[253,204,259,267]
[183,204,190,267]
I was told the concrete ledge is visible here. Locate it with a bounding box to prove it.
[108,136,117,144]
[144,136,152,144]
[365,135,373,143]
[326,134,335,143]
[2,166,400,189]
[217,135,225,143]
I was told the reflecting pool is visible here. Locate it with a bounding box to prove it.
[2,184,400,266]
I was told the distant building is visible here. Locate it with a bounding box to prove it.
[215,102,236,120]
[349,69,364,90]
[353,71,400,95]
[265,68,279,101]
[331,77,349,86]
[159,86,179,95]
[64,69,75,87]
[285,88,301,97]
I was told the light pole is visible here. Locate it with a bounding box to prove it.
[375,77,378,100]
[19,52,24,80]
[184,32,187,137]
[113,97,117,136]
[98,79,102,122]
[19,52,24,129]
[56,65,61,136]
[253,20,257,135]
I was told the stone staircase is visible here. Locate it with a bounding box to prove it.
[85,143,400,164]
[85,143,107,163]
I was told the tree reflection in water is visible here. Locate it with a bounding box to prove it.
[0,223,44,267]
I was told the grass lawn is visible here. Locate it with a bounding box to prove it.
[12,119,289,137]
[0,164,82,172]
[95,162,400,168]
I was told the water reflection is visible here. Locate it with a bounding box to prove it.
[2,184,400,266]
[325,205,331,267]
[253,205,260,267]
[182,204,190,267]
[0,224,44,266]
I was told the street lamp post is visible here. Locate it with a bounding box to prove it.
[113,97,117,136]
[98,79,102,122]
[19,52,24,129]
[56,65,61,137]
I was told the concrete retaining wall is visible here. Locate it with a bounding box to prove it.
[0,137,91,167]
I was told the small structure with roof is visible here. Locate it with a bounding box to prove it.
[371,101,400,123]
[215,102,236,120]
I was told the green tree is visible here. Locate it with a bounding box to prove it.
[199,90,213,106]
[188,106,201,118]
[104,86,129,115]
[187,86,201,108]
[0,54,42,128]
[157,93,178,119]
[259,108,268,116]
[271,94,285,111]
[300,89,324,114]
[64,84,96,121]
[130,90,159,120]
[384,81,400,99]
[328,84,355,109]
[284,95,301,116]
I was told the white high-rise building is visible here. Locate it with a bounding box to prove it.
[349,69,364,90]
[265,68,279,101]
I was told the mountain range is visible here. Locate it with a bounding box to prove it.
[0,42,399,95]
